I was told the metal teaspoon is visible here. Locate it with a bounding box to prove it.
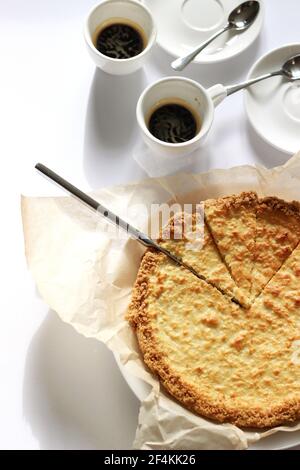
[171,1,260,72]
[225,54,300,95]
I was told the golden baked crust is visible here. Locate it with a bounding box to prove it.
[251,196,300,298]
[128,250,300,428]
[257,240,300,320]
[204,192,257,300]
[128,193,300,428]
[158,213,249,308]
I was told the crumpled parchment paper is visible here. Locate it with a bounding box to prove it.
[21,152,300,449]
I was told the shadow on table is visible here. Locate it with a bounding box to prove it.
[22,311,139,450]
[245,121,290,168]
[83,67,147,188]
[150,33,263,88]
[82,34,265,188]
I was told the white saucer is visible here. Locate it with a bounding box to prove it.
[143,0,264,64]
[245,44,300,154]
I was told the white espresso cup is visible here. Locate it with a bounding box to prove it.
[136,77,227,158]
[84,0,156,75]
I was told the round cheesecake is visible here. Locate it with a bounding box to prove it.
[128,194,300,428]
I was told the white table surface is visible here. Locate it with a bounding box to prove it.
[1,0,300,450]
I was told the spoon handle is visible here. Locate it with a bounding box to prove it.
[226,70,283,96]
[171,24,231,72]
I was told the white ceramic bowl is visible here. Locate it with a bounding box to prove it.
[84,0,156,75]
[136,76,227,158]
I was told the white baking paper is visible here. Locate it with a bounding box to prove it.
[21,152,300,450]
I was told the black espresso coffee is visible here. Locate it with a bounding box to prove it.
[148,101,200,144]
[95,20,145,59]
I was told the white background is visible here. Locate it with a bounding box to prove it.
[0,0,300,449]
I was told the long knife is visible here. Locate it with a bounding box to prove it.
[35,163,241,305]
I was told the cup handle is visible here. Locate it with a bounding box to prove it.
[207,84,227,108]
